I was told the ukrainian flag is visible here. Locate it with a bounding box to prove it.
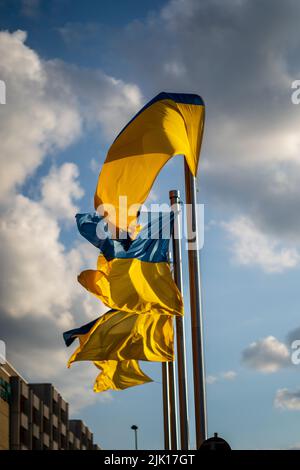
[63,309,173,392]
[64,309,174,365]
[64,322,152,392]
[65,91,205,393]
[75,211,173,262]
[94,92,205,230]
[76,211,183,316]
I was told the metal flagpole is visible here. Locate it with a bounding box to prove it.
[167,361,178,449]
[184,161,207,449]
[161,363,170,450]
[169,190,189,450]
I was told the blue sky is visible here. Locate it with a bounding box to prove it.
[1,0,300,450]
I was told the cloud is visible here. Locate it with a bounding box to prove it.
[274,389,300,411]
[1,309,111,413]
[53,2,300,272]
[0,29,142,202]
[221,370,237,380]
[242,336,290,373]
[0,30,81,201]
[0,160,105,414]
[105,0,300,267]
[206,375,217,385]
[40,163,84,221]
[0,157,107,414]
[0,173,103,323]
[222,216,300,273]
[55,62,142,142]
[206,370,237,384]
[0,29,144,413]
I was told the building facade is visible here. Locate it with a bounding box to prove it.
[0,361,100,450]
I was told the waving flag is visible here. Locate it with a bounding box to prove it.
[78,256,182,316]
[94,92,205,230]
[64,309,173,365]
[63,310,172,392]
[77,211,183,316]
[75,211,173,262]
[64,92,205,393]
[94,360,152,392]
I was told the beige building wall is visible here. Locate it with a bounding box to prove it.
[0,366,10,450]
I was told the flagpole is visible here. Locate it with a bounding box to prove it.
[169,190,189,450]
[167,361,178,449]
[184,161,207,448]
[161,363,170,450]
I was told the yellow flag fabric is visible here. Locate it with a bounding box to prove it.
[94,92,205,230]
[78,255,183,316]
[67,309,174,366]
[66,310,166,392]
[93,360,152,392]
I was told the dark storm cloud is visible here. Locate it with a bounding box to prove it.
[0,310,62,353]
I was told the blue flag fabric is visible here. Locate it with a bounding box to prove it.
[63,316,101,347]
[76,211,174,263]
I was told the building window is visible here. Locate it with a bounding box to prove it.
[33,408,40,425]
[53,426,58,443]
[0,377,11,403]
[61,408,67,423]
[20,426,29,448]
[43,416,50,434]
[52,399,58,415]
[20,395,28,414]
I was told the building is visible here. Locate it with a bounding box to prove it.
[0,361,101,450]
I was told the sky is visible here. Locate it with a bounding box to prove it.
[1,0,300,450]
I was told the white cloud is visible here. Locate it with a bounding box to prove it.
[221,370,237,380]
[242,336,290,373]
[206,375,217,384]
[40,163,84,221]
[0,30,83,201]
[206,370,237,384]
[0,184,102,323]
[0,30,143,413]
[0,30,142,202]
[223,217,300,273]
[274,389,300,411]
[56,65,142,142]
[0,162,108,412]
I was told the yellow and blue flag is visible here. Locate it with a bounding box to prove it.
[78,256,183,316]
[63,309,173,392]
[76,211,183,316]
[94,92,205,230]
[66,91,205,393]
[64,309,173,364]
[75,211,174,262]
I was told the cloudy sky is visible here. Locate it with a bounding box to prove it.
[1,0,300,450]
